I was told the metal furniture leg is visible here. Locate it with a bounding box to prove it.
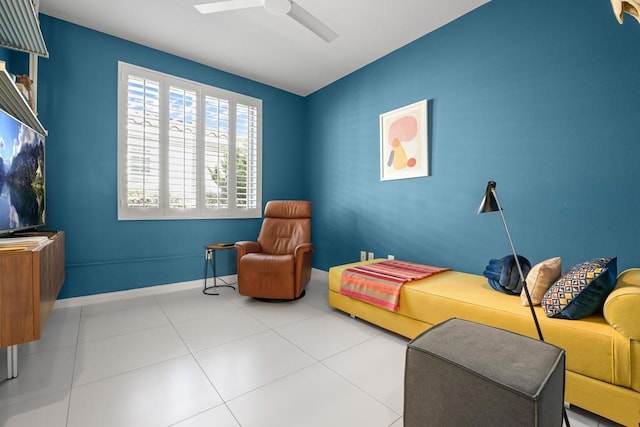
[7,345,18,379]
[203,247,236,295]
[203,248,211,291]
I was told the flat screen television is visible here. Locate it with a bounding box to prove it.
[0,107,45,235]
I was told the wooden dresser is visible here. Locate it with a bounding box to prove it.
[0,231,65,377]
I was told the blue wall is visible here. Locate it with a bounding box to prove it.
[0,48,29,78]
[307,0,640,275]
[36,16,307,298]
[11,0,640,298]
[0,48,10,64]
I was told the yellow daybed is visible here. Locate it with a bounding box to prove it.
[328,260,640,426]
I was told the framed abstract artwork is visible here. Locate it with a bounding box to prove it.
[380,100,429,181]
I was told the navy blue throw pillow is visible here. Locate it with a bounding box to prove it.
[483,255,532,295]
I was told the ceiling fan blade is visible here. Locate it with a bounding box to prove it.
[287,1,338,43]
[194,0,264,14]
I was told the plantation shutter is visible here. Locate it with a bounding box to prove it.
[125,75,161,208]
[168,86,197,209]
[236,103,258,209]
[118,62,261,219]
[204,96,230,209]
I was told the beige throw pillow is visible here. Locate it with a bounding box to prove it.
[521,257,562,306]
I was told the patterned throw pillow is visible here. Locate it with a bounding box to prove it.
[542,257,617,320]
[520,257,562,306]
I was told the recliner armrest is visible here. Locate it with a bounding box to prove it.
[294,242,314,259]
[294,243,314,296]
[236,241,262,258]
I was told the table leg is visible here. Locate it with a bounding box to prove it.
[212,249,217,282]
[203,249,210,290]
[203,248,236,295]
[203,248,219,295]
[7,345,18,379]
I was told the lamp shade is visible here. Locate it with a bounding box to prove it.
[477,181,499,214]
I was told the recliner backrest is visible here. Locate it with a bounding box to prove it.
[257,201,311,255]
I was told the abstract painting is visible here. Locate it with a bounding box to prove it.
[380,100,429,181]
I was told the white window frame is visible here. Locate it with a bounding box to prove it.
[117,62,262,220]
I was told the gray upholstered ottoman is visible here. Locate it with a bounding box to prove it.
[404,318,565,427]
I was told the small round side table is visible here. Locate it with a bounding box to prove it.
[203,243,237,295]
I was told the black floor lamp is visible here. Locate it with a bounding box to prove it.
[477,180,570,427]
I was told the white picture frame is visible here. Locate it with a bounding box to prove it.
[380,100,429,181]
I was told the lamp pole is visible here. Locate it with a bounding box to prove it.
[489,187,544,341]
[479,181,570,426]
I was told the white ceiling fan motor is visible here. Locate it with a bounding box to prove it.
[264,0,291,15]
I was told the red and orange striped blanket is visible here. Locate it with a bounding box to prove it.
[339,260,450,312]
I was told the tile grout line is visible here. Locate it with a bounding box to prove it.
[65,305,84,427]
[153,292,236,426]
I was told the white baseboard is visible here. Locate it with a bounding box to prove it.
[54,275,234,309]
[54,268,328,309]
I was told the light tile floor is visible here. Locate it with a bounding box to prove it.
[0,270,621,426]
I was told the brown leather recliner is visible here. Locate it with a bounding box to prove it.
[235,200,314,300]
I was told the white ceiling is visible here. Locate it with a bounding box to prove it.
[39,0,490,96]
